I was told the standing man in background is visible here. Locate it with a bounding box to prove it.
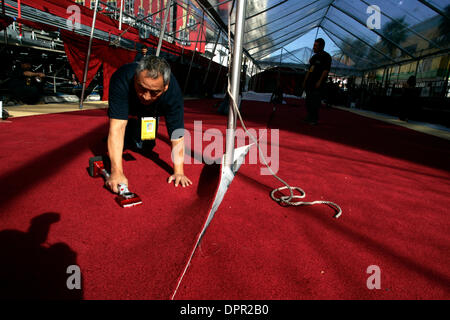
[301,38,332,125]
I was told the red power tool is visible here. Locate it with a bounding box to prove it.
[89,156,143,208]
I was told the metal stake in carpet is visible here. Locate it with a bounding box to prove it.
[171,0,248,300]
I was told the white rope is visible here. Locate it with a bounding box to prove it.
[225,16,342,219]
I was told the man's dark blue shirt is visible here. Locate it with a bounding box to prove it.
[108,62,184,139]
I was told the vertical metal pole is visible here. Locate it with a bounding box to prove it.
[386,67,392,88]
[181,1,190,64]
[213,50,224,94]
[225,0,246,168]
[183,14,204,95]
[335,53,344,77]
[380,67,386,87]
[255,67,260,92]
[172,0,177,41]
[119,0,124,30]
[156,0,172,57]
[2,0,7,47]
[442,58,450,98]
[79,0,99,109]
[314,27,319,42]
[414,59,420,78]
[203,30,221,87]
[18,0,22,37]
[181,45,184,64]
[249,62,255,91]
[278,48,282,86]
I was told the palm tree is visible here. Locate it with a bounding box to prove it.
[381,16,409,57]
[339,37,369,68]
[366,41,387,66]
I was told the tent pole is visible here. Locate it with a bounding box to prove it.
[213,51,224,94]
[381,67,386,87]
[225,0,246,169]
[2,0,7,47]
[18,0,22,37]
[336,53,344,77]
[156,0,172,57]
[118,0,124,30]
[183,13,205,95]
[442,58,450,98]
[280,47,283,65]
[79,0,99,109]
[256,67,260,92]
[203,30,221,89]
[385,67,391,88]
[250,63,255,91]
[414,59,420,78]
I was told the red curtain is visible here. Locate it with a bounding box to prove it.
[61,30,104,92]
[20,0,183,56]
[61,30,136,101]
[11,0,187,100]
[101,46,135,101]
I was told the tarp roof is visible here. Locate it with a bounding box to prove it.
[199,0,450,71]
[3,0,450,73]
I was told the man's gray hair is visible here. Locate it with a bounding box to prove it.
[136,55,171,86]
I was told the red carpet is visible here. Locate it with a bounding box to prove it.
[0,99,449,299]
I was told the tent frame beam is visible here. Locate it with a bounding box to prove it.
[245,0,324,34]
[358,0,444,51]
[247,18,322,51]
[322,27,377,67]
[323,16,396,63]
[244,2,330,46]
[250,28,315,60]
[417,0,450,22]
[331,3,416,60]
[197,0,258,68]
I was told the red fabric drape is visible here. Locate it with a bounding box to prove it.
[61,30,104,91]
[61,30,136,101]
[101,46,135,101]
[9,0,190,100]
[20,0,183,56]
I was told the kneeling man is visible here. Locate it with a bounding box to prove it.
[106,55,192,192]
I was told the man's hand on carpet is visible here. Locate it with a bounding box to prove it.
[168,173,192,187]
